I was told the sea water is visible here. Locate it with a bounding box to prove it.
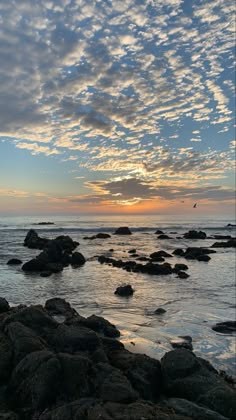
[0,214,235,375]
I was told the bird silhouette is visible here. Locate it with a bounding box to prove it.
[193,203,197,208]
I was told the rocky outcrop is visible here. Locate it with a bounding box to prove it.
[113,227,132,235]
[184,230,207,239]
[98,256,173,276]
[212,321,236,334]
[211,238,236,248]
[114,285,134,297]
[0,298,235,420]
[173,247,215,261]
[24,229,50,249]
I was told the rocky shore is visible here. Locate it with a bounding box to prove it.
[0,297,235,420]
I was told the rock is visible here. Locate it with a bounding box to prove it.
[24,229,49,249]
[212,321,236,334]
[93,362,138,403]
[211,238,236,248]
[149,254,165,262]
[58,353,92,400]
[8,350,61,412]
[173,249,185,256]
[174,264,189,271]
[184,230,207,239]
[155,230,164,234]
[54,235,79,252]
[158,234,170,239]
[114,227,132,235]
[184,247,207,260]
[150,251,172,259]
[164,398,229,420]
[33,222,54,225]
[115,285,134,297]
[44,262,64,273]
[161,349,236,418]
[155,308,166,315]
[7,259,22,265]
[40,271,52,277]
[0,332,12,383]
[22,258,45,272]
[0,412,19,420]
[0,298,10,314]
[136,256,149,261]
[95,233,111,239]
[6,321,46,364]
[71,252,86,266]
[128,249,136,254]
[196,254,211,262]
[108,349,162,401]
[177,271,190,279]
[66,314,120,338]
[52,324,101,353]
[45,298,78,317]
[170,336,193,351]
[214,235,232,240]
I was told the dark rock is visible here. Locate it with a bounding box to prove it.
[108,349,162,401]
[0,298,10,314]
[7,259,22,265]
[128,249,136,254]
[211,238,236,248]
[8,350,61,412]
[45,298,78,317]
[115,285,134,297]
[158,234,170,239]
[66,314,120,338]
[164,398,229,420]
[150,251,173,258]
[44,262,64,273]
[177,271,190,279]
[155,230,164,234]
[184,230,206,239]
[136,256,149,261]
[161,349,236,419]
[212,321,236,334]
[6,321,46,364]
[24,229,49,249]
[54,235,79,252]
[95,233,111,239]
[174,264,189,271]
[184,247,206,260]
[173,249,185,256]
[0,412,19,420]
[34,222,54,225]
[93,362,138,403]
[71,252,86,266]
[40,271,52,277]
[155,308,166,315]
[214,235,232,240]
[58,353,92,400]
[196,254,211,262]
[22,258,46,272]
[0,332,12,383]
[170,336,193,351]
[52,324,101,353]
[114,227,132,235]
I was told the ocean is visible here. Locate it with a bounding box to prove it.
[0,214,235,375]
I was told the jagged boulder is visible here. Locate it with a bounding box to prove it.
[24,230,49,249]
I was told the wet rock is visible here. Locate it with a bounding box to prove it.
[212,321,236,334]
[196,254,211,262]
[174,264,189,271]
[170,336,193,351]
[164,398,229,420]
[155,230,164,234]
[54,235,79,252]
[136,256,149,261]
[66,314,120,338]
[155,308,166,315]
[58,353,92,400]
[52,324,101,353]
[71,252,86,266]
[34,222,54,225]
[184,247,209,260]
[44,262,64,273]
[184,230,206,239]
[22,258,45,272]
[115,285,134,297]
[158,234,171,239]
[177,271,190,279]
[161,349,236,419]
[128,249,136,254]
[214,235,232,240]
[24,229,50,249]
[45,298,78,317]
[0,412,19,420]
[114,227,132,235]
[7,259,22,265]
[0,298,10,314]
[173,249,185,256]
[40,271,52,277]
[211,238,236,248]
[84,233,111,240]
[150,251,173,259]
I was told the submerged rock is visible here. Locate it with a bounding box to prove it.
[7,259,22,265]
[212,321,236,334]
[155,308,166,315]
[170,336,193,351]
[158,234,171,239]
[115,285,134,297]
[114,227,132,235]
[211,238,236,248]
[150,250,173,259]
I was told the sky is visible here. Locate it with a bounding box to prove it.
[0,0,235,216]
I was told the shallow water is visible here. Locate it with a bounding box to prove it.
[0,215,235,375]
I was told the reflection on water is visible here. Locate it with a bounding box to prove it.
[0,215,235,376]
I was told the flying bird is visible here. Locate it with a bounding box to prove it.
[193,203,197,208]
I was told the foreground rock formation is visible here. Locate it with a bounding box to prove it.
[0,297,235,420]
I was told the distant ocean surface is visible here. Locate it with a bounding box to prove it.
[0,214,235,375]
